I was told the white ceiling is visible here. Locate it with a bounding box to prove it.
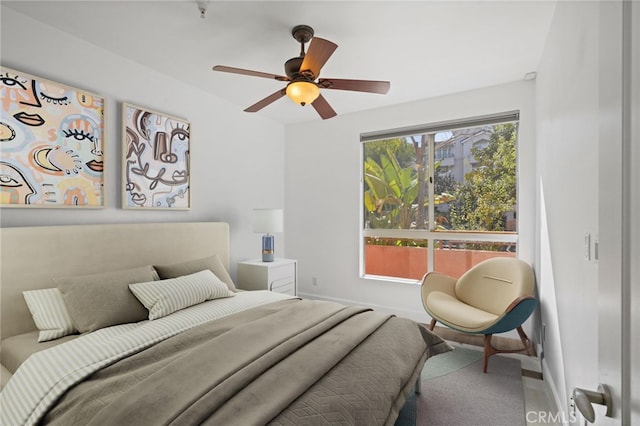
[4,1,557,125]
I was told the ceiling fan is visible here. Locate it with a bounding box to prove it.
[212,25,390,120]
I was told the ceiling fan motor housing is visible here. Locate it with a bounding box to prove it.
[284,57,304,79]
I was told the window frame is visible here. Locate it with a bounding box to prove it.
[359,111,520,283]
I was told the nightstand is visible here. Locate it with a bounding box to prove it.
[237,259,297,296]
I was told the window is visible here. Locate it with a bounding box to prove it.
[361,112,519,281]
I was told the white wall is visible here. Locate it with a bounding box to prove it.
[535,1,600,419]
[0,7,286,278]
[285,80,536,329]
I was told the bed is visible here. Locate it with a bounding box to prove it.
[0,222,450,425]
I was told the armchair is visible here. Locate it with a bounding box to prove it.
[421,257,537,373]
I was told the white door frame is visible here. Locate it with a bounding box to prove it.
[597,1,634,424]
[627,1,639,423]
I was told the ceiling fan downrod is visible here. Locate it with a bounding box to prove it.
[291,25,314,57]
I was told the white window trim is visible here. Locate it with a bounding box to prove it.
[360,112,520,283]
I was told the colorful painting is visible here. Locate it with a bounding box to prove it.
[0,67,105,208]
[122,103,190,209]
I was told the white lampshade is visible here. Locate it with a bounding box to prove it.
[252,209,283,233]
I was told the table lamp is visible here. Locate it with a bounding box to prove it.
[252,208,283,262]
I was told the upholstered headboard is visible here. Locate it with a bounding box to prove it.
[0,222,230,340]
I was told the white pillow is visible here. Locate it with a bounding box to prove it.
[129,269,235,320]
[23,288,77,342]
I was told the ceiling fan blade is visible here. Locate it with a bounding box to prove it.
[317,78,390,94]
[213,65,289,82]
[244,89,287,113]
[311,94,337,120]
[300,37,338,78]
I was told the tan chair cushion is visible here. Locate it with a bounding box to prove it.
[426,291,498,332]
[455,258,535,315]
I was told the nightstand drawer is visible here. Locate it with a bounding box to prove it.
[268,263,296,282]
[237,259,297,296]
[270,278,295,295]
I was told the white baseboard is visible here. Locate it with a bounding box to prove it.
[541,357,571,425]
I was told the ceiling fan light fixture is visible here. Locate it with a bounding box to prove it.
[286,81,319,106]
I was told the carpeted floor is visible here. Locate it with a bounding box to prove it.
[396,346,525,426]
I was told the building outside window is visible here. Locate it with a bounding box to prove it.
[361,112,519,282]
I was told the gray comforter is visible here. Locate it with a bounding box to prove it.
[44,299,449,425]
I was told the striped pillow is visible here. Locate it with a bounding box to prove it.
[23,288,77,342]
[129,270,235,320]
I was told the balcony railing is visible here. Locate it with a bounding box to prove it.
[363,238,516,280]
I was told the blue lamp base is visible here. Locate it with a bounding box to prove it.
[262,234,275,262]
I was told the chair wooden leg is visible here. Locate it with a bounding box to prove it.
[483,326,535,373]
[516,325,535,356]
[429,319,437,331]
[483,334,497,373]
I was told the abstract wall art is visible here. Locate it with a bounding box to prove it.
[0,66,105,208]
[122,103,190,209]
